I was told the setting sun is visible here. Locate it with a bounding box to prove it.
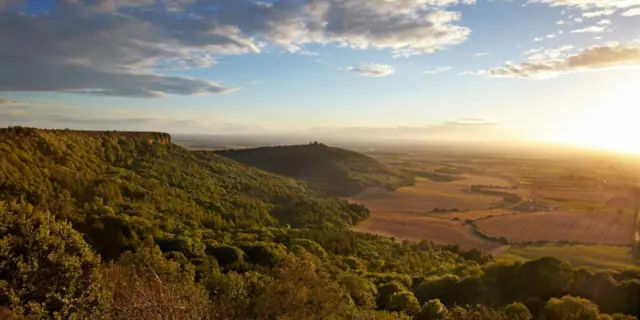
[559,80,639,154]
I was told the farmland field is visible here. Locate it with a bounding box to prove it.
[475,211,635,245]
[350,175,509,212]
[532,188,614,204]
[350,145,640,269]
[352,211,506,252]
[432,209,516,221]
[498,244,640,271]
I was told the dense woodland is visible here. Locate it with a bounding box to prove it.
[0,127,639,320]
[215,143,414,196]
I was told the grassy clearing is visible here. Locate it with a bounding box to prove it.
[497,244,640,271]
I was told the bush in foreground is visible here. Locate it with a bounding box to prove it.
[0,203,104,319]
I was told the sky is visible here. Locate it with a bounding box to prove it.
[1,0,639,152]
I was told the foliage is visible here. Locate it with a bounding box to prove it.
[504,302,533,320]
[252,253,355,319]
[415,299,448,320]
[340,275,378,309]
[1,128,640,319]
[216,143,414,196]
[0,202,105,319]
[0,127,369,261]
[542,296,600,320]
[101,262,212,320]
[387,291,420,314]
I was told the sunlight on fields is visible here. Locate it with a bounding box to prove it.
[560,83,639,154]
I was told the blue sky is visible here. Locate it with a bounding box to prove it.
[1,0,639,150]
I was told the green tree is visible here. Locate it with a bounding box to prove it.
[519,257,574,299]
[415,299,448,320]
[253,253,354,319]
[377,281,406,309]
[0,203,105,319]
[543,296,600,320]
[505,302,533,320]
[340,275,378,309]
[387,291,420,314]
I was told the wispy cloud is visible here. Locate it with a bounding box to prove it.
[423,66,452,74]
[582,9,616,17]
[571,26,606,33]
[534,30,563,42]
[528,0,639,9]
[525,45,574,61]
[474,52,492,57]
[621,8,640,16]
[341,64,396,78]
[470,42,640,79]
[299,50,320,56]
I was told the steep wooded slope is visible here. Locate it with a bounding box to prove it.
[216,143,414,196]
[0,128,369,258]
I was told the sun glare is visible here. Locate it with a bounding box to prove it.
[560,80,639,154]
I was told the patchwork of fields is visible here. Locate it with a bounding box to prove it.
[351,151,640,270]
[350,175,507,212]
[352,211,505,252]
[475,211,635,245]
[498,244,640,271]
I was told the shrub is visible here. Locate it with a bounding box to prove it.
[542,296,599,320]
[340,275,378,309]
[415,299,448,320]
[505,302,533,320]
[0,203,105,319]
[387,291,420,314]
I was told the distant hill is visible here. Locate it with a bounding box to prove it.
[216,142,414,196]
[0,128,369,259]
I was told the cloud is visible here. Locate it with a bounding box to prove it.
[0,102,218,133]
[342,64,396,77]
[534,30,563,42]
[597,19,612,25]
[528,0,640,9]
[423,66,452,74]
[299,50,319,56]
[582,9,616,17]
[621,7,640,16]
[525,45,574,61]
[206,0,473,58]
[571,25,606,33]
[523,47,544,56]
[474,52,492,57]
[472,42,640,78]
[0,8,253,97]
[0,0,476,98]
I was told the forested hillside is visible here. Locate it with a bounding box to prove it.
[0,128,639,320]
[216,143,414,196]
[0,128,371,257]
